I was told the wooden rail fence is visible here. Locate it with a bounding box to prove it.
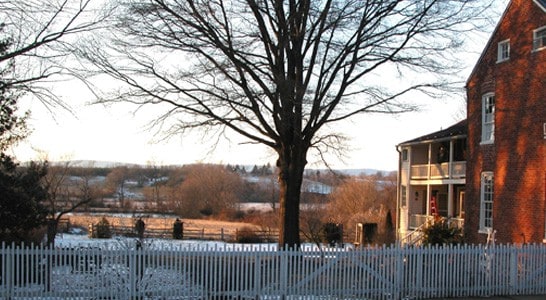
[88,223,279,242]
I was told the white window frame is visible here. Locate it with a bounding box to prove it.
[481,93,495,144]
[479,172,494,233]
[497,39,510,62]
[402,149,409,161]
[533,26,546,52]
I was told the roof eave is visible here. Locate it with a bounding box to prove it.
[397,134,467,148]
[466,0,514,88]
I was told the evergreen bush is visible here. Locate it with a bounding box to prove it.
[92,217,112,239]
[236,226,263,243]
[422,218,463,246]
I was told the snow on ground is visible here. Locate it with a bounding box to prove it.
[3,234,351,298]
[56,233,275,250]
[56,233,353,251]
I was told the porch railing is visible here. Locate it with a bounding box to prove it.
[409,214,433,229]
[410,161,466,180]
[409,214,464,230]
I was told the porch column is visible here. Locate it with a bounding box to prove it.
[427,143,432,180]
[449,140,454,178]
[426,184,431,216]
[448,184,454,218]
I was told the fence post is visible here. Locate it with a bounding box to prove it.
[2,243,14,299]
[395,245,404,299]
[280,247,289,299]
[88,224,94,238]
[509,246,518,292]
[129,248,137,298]
[254,251,261,298]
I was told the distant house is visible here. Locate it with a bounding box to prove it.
[396,121,467,245]
[396,0,546,245]
[301,179,333,195]
[464,0,546,244]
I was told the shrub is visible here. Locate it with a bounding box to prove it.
[199,206,213,217]
[92,217,112,239]
[322,222,343,247]
[422,218,463,246]
[236,226,263,243]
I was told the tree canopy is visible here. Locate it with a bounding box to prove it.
[0,0,108,107]
[0,154,48,244]
[0,0,103,244]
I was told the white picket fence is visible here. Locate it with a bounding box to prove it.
[1,243,545,299]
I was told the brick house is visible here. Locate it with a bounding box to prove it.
[396,0,545,245]
[464,0,546,244]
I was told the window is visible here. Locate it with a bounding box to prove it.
[481,93,495,143]
[497,40,510,62]
[401,186,407,207]
[479,172,494,232]
[533,26,546,51]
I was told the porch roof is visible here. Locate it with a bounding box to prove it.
[398,119,467,146]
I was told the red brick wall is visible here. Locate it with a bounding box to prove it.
[465,0,546,244]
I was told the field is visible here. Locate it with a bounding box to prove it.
[65,212,264,239]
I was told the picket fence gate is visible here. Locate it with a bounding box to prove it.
[1,242,545,299]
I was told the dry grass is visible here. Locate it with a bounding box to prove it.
[67,213,260,234]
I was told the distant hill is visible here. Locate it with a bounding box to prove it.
[46,160,142,168]
[48,160,394,176]
[336,168,394,176]
[305,168,394,177]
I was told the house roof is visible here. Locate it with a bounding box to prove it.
[466,1,513,86]
[398,119,467,146]
[535,0,546,11]
[467,0,546,85]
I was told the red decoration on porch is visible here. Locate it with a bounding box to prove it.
[430,196,438,217]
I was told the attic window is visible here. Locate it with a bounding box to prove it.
[533,26,546,51]
[497,40,510,62]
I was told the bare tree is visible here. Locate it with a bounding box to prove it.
[327,173,397,244]
[42,161,97,246]
[0,0,107,107]
[105,166,130,208]
[175,164,244,218]
[84,0,494,248]
[142,162,169,210]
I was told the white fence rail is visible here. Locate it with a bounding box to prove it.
[1,243,545,299]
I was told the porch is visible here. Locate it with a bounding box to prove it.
[411,161,466,180]
[397,120,467,246]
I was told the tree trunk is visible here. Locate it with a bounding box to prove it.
[277,150,307,249]
[46,219,58,247]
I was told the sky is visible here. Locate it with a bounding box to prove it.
[9,3,507,172]
[11,82,466,172]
